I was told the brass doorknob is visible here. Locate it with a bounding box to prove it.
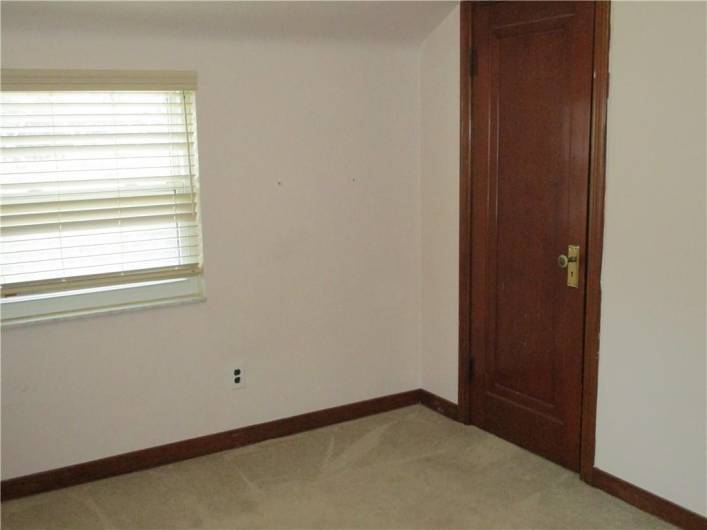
[557,254,576,268]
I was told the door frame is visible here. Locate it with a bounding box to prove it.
[457,0,611,483]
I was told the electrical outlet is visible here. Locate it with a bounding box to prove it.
[231,366,244,389]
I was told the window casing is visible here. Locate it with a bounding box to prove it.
[0,70,205,325]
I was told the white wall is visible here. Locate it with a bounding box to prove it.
[0,10,424,480]
[419,6,460,403]
[595,1,707,516]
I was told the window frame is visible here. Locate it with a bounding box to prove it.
[0,69,206,326]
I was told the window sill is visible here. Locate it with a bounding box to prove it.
[1,277,205,329]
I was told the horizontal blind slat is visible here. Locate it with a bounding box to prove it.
[0,173,191,188]
[1,264,201,298]
[1,193,195,215]
[3,225,201,248]
[2,127,191,138]
[0,89,194,102]
[2,234,200,257]
[0,100,194,106]
[2,133,195,148]
[3,247,201,274]
[2,190,195,205]
[0,116,194,128]
[1,166,191,179]
[2,203,197,228]
[2,142,190,156]
[2,213,198,238]
[2,156,193,174]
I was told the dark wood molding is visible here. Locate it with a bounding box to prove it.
[579,0,611,483]
[457,0,473,426]
[592,468,707,530]
[1,389,425,501]
[419,389,459,421]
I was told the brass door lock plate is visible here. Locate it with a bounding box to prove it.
[566,245,579,288]
[557,245,580,288]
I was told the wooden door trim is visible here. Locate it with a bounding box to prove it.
[457,0,611,478]
[458,0,473,426]
[579,0,610,483]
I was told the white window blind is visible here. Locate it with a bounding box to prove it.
[0,82,204,307]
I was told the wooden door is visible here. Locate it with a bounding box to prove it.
[467,1,595,471]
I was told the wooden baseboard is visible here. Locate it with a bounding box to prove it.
[2,389,428,501]
[591,468,707,530]
[418,389,459,421]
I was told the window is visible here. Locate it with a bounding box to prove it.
[0,70,205,325]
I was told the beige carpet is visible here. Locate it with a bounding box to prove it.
[1,405,673,529]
